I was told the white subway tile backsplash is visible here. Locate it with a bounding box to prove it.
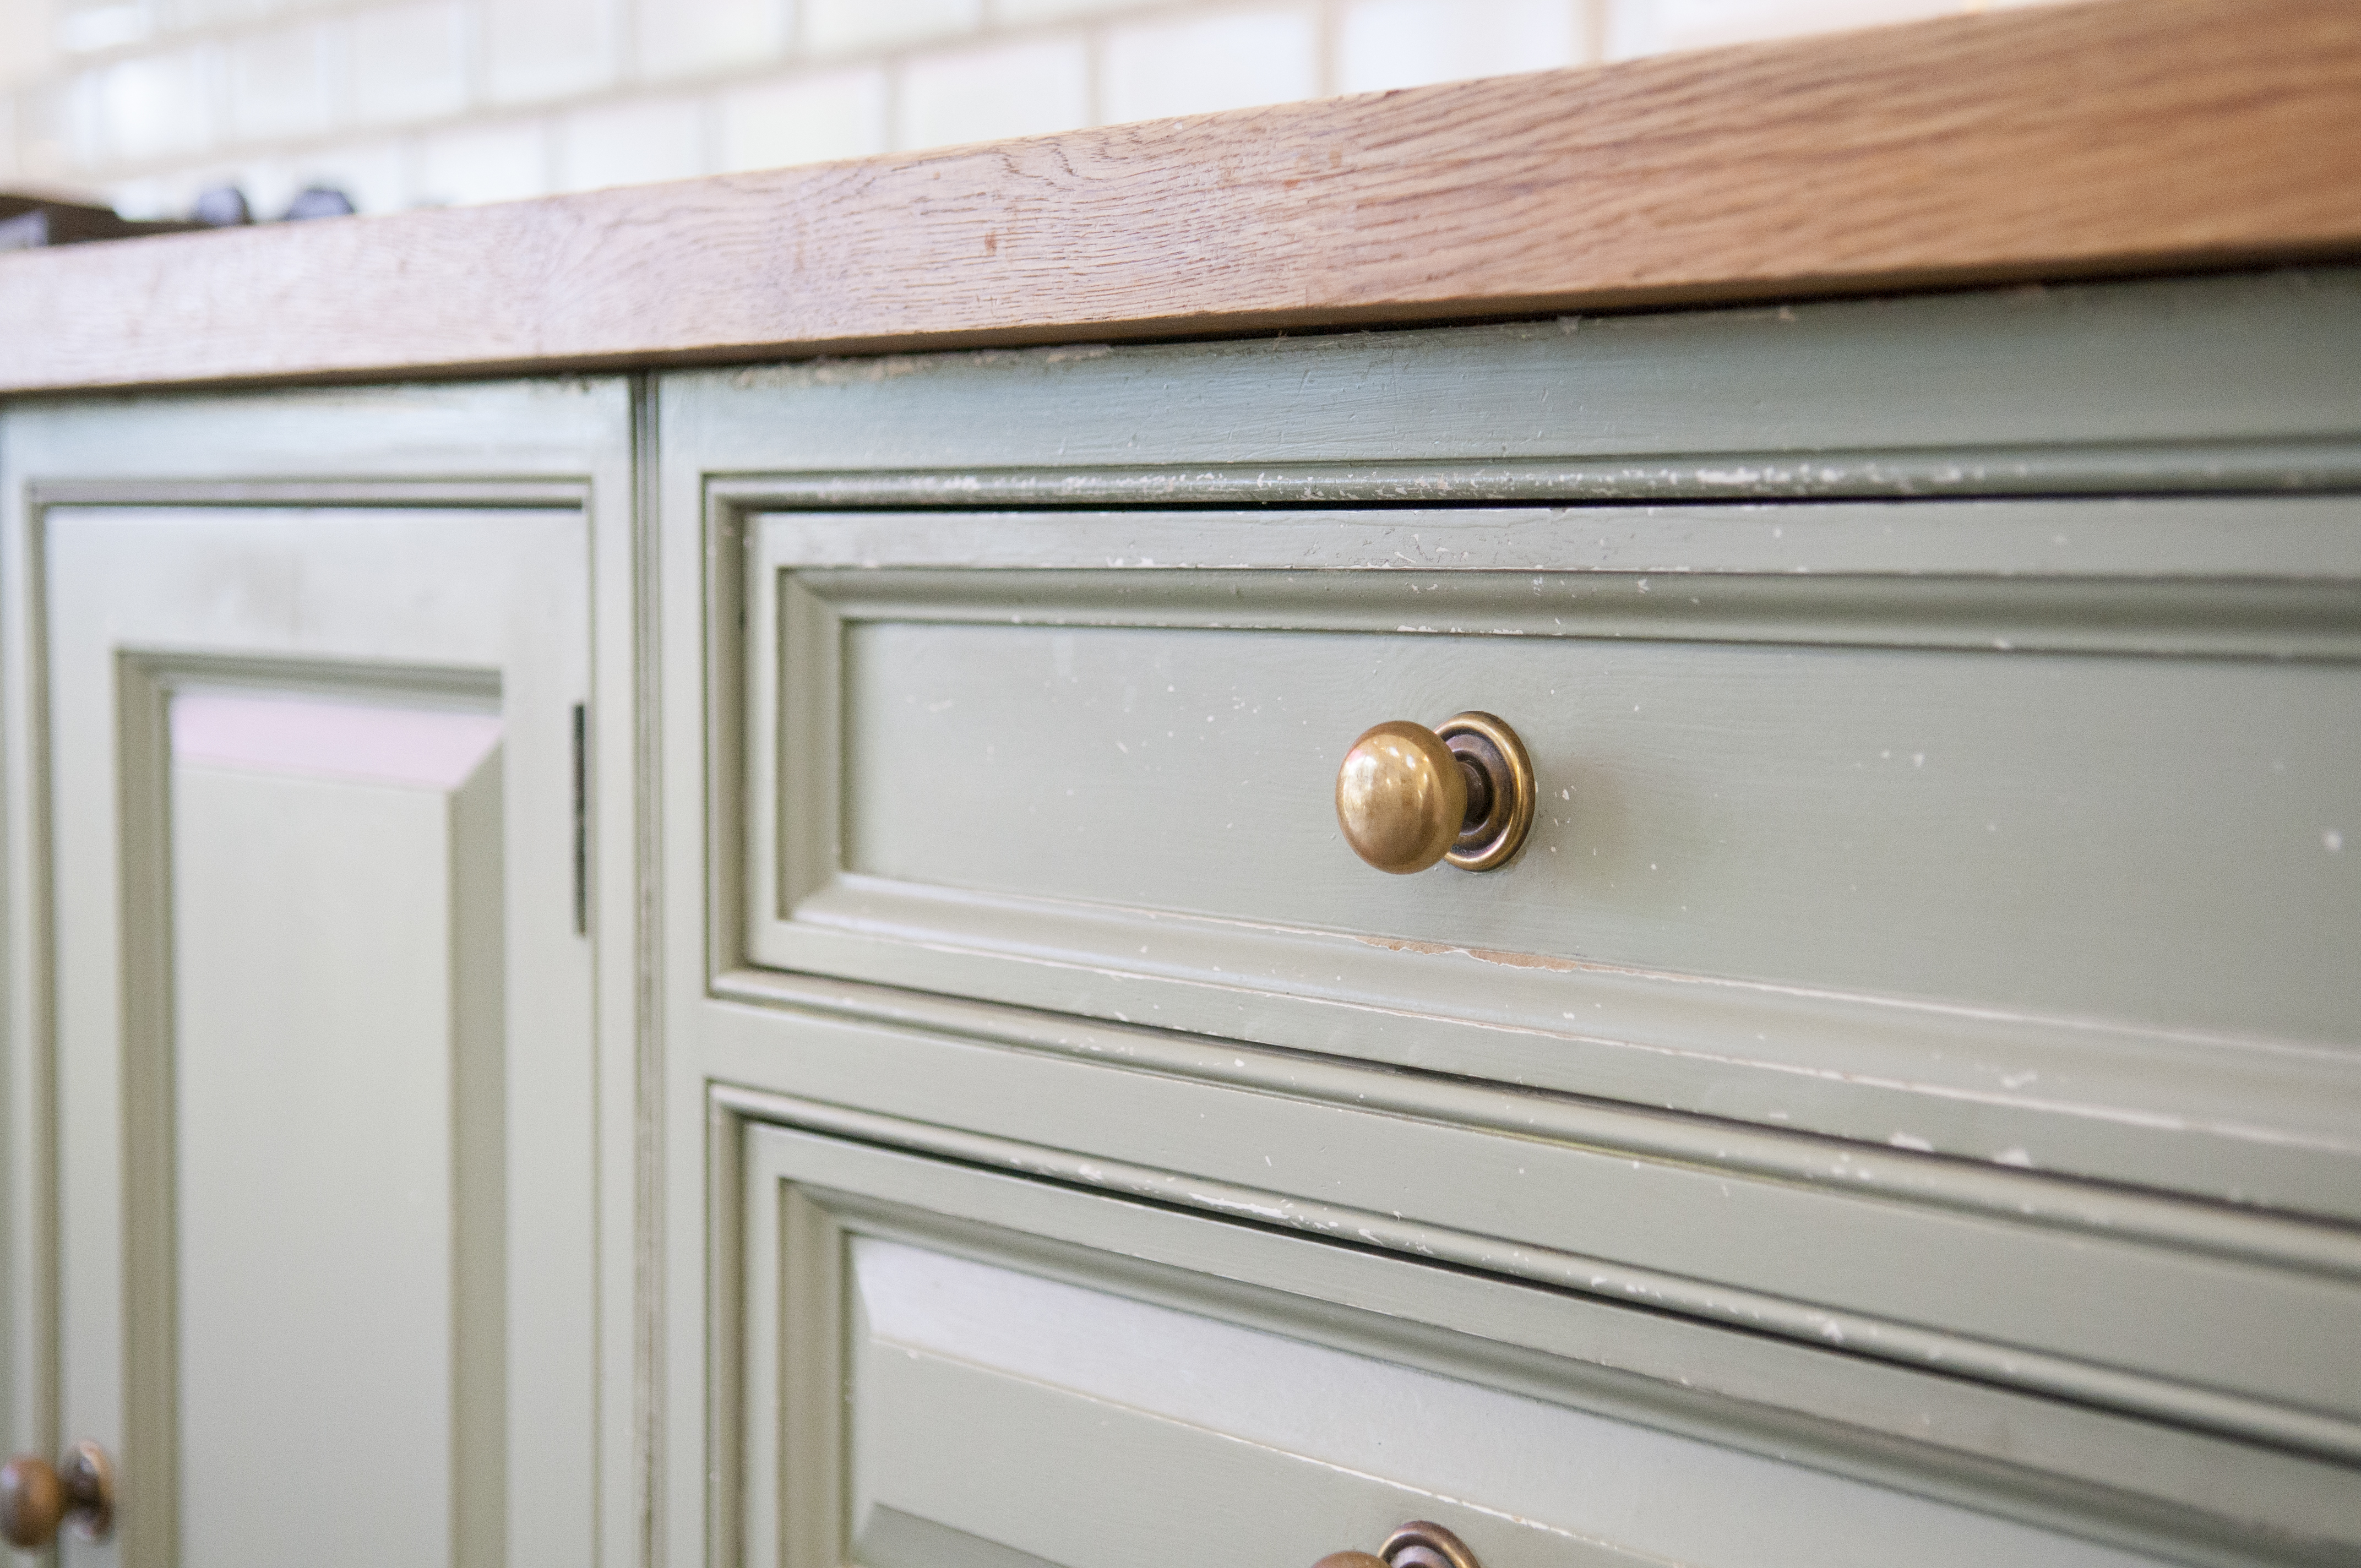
[226,20,328,143]
[554,94,705,191]
[222,150,301,215]
[98,45,216,161]
[804,0,980,58]
[895,32,1087,150]
[106,168,193,217]
[414,116,546,204]
[345,0,467,126]
[170,0,285,30]
[0,0,54,92]
[56,0,157,56]
[1604,0,1985,58]
[0,0,2077,211]
[718,66,888,171]
[288,134,408,211]
[18,75,91,179]
[988,0,1160,25]
[632,0,788,83]
[484,0,619,104]
[1101,6,1320,123]
[1338,0,1585,92]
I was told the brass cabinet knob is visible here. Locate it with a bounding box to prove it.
[1315,1521,1482,1568]
[0,1441,115,1547]
[1336,712,1534,874]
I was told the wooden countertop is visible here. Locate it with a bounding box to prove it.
[4,0,2358,396]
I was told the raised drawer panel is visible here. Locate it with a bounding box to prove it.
[733,1111,2360,1568]
[844,1240,2133,1568]
[838,608,2349,1036]
[737,498,2361,1216]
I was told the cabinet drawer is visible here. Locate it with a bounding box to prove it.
[732,1111,2361,1568]
[734,498,2361,1215]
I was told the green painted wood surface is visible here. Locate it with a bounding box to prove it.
[733,1107,2361,1567]
[693,986,2361,1480]
[3,265,2351,1568]
[735,498,2361,1219]
[43,507,592,1568]
[668,274,2361,1223]
[666,269,2361,478]
[0,383,646,1568]
[647,268,2361,1568]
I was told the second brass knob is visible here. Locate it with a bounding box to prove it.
[1336,712,1534,875]
[0,1441,113,1548]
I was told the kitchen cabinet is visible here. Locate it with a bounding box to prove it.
[0,9,2357,1563]
[1,267,2354,1568]
[657,268,2361,1568]
[0,383,645,1567]
[0,280,2350,1568]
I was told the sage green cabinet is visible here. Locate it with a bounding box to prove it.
[0,384,644,1568]
[657,268,2361,1568]
[2,266,2356,1568]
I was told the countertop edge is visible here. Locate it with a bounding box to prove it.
[5,0,2359,395]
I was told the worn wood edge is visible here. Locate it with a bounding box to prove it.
[706,444,2361,507]
[709,1080,2361,1466]
[6,0,2361,395]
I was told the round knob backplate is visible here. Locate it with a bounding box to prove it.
[1435,712,1534,872]
[1311,1521,1482,1568]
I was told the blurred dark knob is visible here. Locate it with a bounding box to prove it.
[192,184,251,226]
[0,1441,114,1547]
[284,186,356,221]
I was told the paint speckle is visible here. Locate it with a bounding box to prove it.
[1995,1148,2036,1168]
[2328,830,2344,853]
[1888,1133,1934,1152]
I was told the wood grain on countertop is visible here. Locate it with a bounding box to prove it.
[4,0,2359,394]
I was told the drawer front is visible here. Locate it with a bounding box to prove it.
[731,1109,2361,1568]
[734,498,2361,1216]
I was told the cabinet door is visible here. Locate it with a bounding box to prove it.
[43,505,594,1568]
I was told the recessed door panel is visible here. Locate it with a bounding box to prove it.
[170,693,505,1568]
[43,509,592,1568]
